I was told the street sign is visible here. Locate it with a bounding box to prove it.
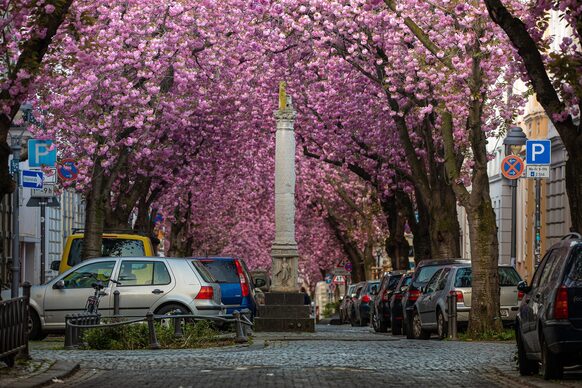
[526,140,551,165]
[57,158,79,181]
[31,185,55,198]
[26,197,60,208]
[526,165,550,179]
[43,169,57,184]
[501,155,525,180]
[333,275,346,285]
[10,159,19,174]
[332,267,349,276]
[344,262,353,272]
[28,140,57,168]
[21,170,44,188]
[325,273,333,284]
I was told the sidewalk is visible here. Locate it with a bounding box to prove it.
[0,360,79,388]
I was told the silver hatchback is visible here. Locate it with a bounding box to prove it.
[2,256,224,339]
[412,264,523,339]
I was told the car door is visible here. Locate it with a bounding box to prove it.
[112,259,176,317]
[43,260,117,328]
[418,269,443,325]
[429,268,450,325]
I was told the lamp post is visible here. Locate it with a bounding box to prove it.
[9,104,32,297]
[503,126,527,268]
[375,248,382,279]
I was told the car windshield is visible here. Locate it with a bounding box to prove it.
[454,267,522,287]
[197,259,239,283]
[68,238,145,267]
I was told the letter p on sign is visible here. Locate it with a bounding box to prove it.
[526,140,551,165]
[28,139,57,168]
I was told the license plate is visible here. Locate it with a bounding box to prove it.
[500,309,509,317]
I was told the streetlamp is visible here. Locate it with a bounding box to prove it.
[9,104,32,298]
[503,126,527,268]
[375,248,382,279]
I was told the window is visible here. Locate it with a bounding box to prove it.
[425,269,443,293]
[367,281,380,293]
[68,238,146,267]
[539,251,561,288]
[437,268,450,291]
[415,265,442,285]
[532,250,552,288]
[192,261,217,283]
[118,261,171,287]
[62,261,115,289]
[454,267,521,288]
[197,259,239,283]
[387,275,403,290]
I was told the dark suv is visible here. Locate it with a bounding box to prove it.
[402,259,470,338]
[370,272,404,332]
[390,273,413,335]
[516,233,582,380]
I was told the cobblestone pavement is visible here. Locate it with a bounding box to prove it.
[32,325,582,388]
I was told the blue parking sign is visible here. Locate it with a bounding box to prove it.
[28,140,57,168]
[526,140,551,165]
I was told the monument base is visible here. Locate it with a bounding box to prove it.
[253,292,315,332]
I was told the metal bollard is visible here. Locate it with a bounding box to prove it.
[173,315,183,338]
[240,308,252,337]
[146,312,160,349]
[113,290,120,317]
[447,294,458,340]
[233,311,248,343]
[19,282,31,360]
[64,314,74,350]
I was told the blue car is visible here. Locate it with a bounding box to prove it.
[191,257,256,317]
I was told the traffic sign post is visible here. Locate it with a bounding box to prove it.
[526,140,551,165]
[28,140,57,168]
[21,170,44,188]
[501,155,525,180]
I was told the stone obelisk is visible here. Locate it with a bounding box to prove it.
[254,83,314,332]
[271,82,299,292]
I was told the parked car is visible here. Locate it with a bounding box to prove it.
[347,282,365,325]
[390,272,413,335]
[351,280,380,327]
[516,233,582,380]
[411,264,523,340]
[339,284,357,324]
[0,257,224,340]
[402,259,470,338]
[370,272,405,332]
[191,257,256,316]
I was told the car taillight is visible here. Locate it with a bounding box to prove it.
[554,286,569,320]
[394,293,403,300]
[449,290,464,303]
[362,295,371,303]
[195,286,214,300]
[408,289,420,302]
[382,291,389,302]
[234,260,249,297]
[517,290,524,301]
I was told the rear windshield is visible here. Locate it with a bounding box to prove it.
[366,281,380,292]
[454,267,522,287]
[401,275,412,287]
[197,259,239,283]
[388,275,403,290]
[415,266,442,285]
[68,238,145,267]
[191,261,217,283]
[568,246,582,281]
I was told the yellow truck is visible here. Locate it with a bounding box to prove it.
[51,230,157,274]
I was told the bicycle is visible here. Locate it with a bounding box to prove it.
[78,273,120,315]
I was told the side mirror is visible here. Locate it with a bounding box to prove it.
[50,261,61,271]
[517,281,531,293]
[52,280,65,289]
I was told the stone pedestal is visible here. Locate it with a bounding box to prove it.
[254,292,315,332]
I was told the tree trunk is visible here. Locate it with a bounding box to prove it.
[81,168,106,259]
[566,149,582,233]
[382,191,410,270]
[428,185,461,260]
[167,222,193,257]
[465,199,502,335]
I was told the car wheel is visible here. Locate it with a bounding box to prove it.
[391,315,402,335]
[516,327,538,376]
[412,310,430,340]
[28,309,46,341]
[436,310,448,340]
[155,304,191,326]
[541,337,563,380]
[372,310,381,332]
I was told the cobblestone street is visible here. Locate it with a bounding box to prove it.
[29,324,582,388]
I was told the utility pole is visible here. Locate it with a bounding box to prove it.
[535,178,541,267]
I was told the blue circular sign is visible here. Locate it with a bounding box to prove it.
[344,262,353,272]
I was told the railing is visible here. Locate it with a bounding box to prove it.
[64,309,253,350]
[0,282,31,366]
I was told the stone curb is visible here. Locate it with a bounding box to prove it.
[10,361,79,388]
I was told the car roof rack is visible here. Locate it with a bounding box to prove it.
[71,228,149,236]
[560,232,582,240]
